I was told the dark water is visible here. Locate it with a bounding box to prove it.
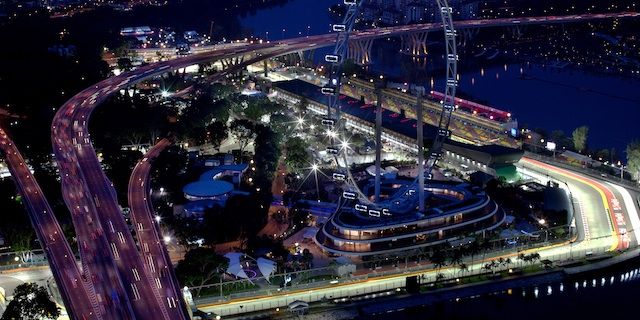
[449,63,640,152]
[240,0,337,40]
[241,0,640,153]
[364,258,640,320]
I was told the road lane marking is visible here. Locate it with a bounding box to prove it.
[608,183,640,246]
[522,158,619,251]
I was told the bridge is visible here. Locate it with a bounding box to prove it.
[133,12,640,65]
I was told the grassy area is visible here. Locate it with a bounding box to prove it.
[296,274,337,284]
[195,282,261,299]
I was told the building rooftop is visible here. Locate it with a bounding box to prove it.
[183,180,234,198]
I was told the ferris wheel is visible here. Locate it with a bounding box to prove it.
[319,0,458,216]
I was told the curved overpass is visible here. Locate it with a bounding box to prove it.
[0,128,100,319]
[50,12,639,318]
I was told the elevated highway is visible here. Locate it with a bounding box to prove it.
[0,128,101,319]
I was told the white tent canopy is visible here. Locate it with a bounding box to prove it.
[224,252,249,279]
[224,252,276,281]
[256,257,276,281]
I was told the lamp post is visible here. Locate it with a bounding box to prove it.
[618,161,624,181]
[312,164,320,201]
[217,267,225,298]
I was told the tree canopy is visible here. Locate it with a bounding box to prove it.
[175,247,229,297]
[572,126,589,153]
[229,119,256,154]
[284,137,310,171]
[1,283,60,320]
[206,121,228,151]
[627,141,640,183]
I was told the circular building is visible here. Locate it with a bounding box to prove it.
[183,180,234,201]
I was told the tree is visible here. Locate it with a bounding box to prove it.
[269,113,295,136]
[253,124,282,193]
[572,126,589,153]
[175,247,229,297]
[284,137,310,171]
[206,121,228,151]
[2,283,60,320]
[429,250,447,270]
[458,263,468,275]
[301,248,314,269]
[101,148,143,206]
[116,57,133,71]
[627,141,640,183]
[229,119,256,154]
[293,97,309,117]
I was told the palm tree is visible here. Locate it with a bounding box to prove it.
[429,250,447,271]
[529,252,541,265]
[458,263,469,275]
[468,238,481,265]
[504,258,512,270]
[480,238,492,263]
[517,252,526,268]
[448,249,463,267]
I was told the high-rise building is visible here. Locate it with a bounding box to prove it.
[405,1,426,23]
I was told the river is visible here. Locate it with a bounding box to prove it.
[241,0,640,154]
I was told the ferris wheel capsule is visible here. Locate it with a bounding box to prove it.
[437,129,451,137]
[321,118,336,127]
[321,87,337,95]
[342,191,357,200]
[325,54,341,63]
[326,146,340,155]
[355,204,368,212]
[332,24,347,32]
[368,209,381,217]
[332,173,346,181]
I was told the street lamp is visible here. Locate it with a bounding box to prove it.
[325,130,336,138]
[311,164,320,201]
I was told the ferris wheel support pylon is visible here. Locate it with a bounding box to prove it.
[374,82,384,202]
[324,0,458,214]
[416,90,425,213]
